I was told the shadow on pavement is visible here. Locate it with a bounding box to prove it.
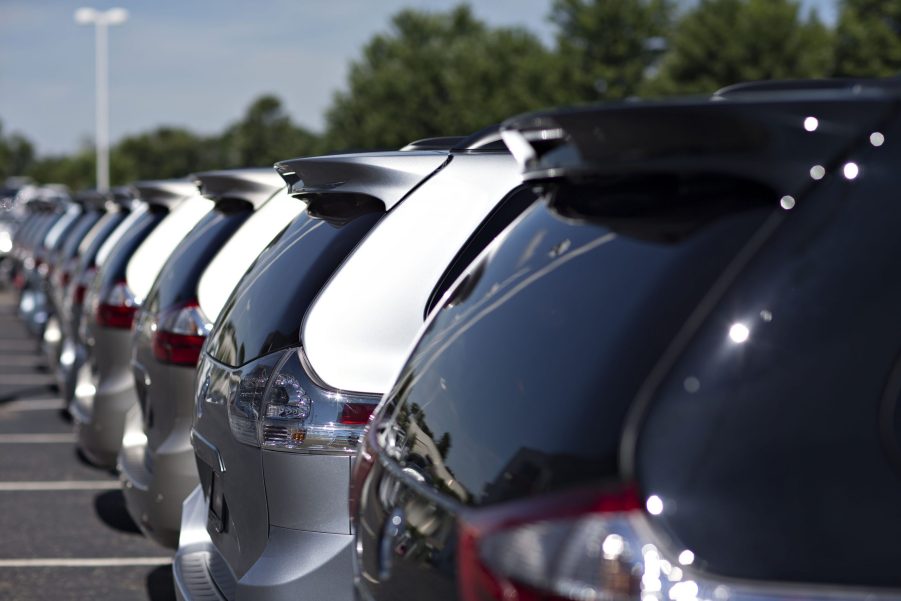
[147,564,177,601]
[94,489,142,535]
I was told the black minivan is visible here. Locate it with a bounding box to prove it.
[353,81,901,601]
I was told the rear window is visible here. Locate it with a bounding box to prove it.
[126,195,213,303]
[94,209,165,297]
[637,153,901,587]
[142,204,252,316]
[376,178,771,506]
[60,210,103,260]
[206,200,383,368]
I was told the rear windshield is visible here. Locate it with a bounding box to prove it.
[206,200,383,368]
[637,152,901,587]
[376,178,772,506]
[60,210,103,260]
[94,209,166,298]
[77,210,127,269]
[142,204,252,316]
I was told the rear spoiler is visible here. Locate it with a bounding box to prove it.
[274,151,448,212]
[192,168,284,209]
[500,88,899,199]
[73,189,109,210]
[131,180,197,209]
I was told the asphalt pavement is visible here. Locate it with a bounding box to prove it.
[0,289,175,601]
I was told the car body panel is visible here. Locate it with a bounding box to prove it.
[197,186,301,324]
[302,153,522,394]
[127,193,213,304]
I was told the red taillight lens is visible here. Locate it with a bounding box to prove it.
[458,484,654,601]
[151,301,210,367]
[72,266,96,306]
[340,402,376,425]
[73,284,87,305]
[96,280,138,329]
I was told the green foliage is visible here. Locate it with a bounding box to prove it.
[0,120,36,182]
[649,0,833,95]
[216,95,319,166]
[10,0,901,191]
[550,0,673,100]
[835,0,901,77]
[322,5,564,152]
[114,126,219,182]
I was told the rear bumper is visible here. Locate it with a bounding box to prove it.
[72,364,137,468]
[119,425,198,549]
[174,485,354,601]
[55,338,84,405]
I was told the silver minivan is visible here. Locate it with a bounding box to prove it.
[120,168,294,548]
[72,180,203,466]
[176,134,534,601]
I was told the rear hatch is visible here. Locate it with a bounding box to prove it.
[356,88,901,600]
[135,169,287,477]
[194,151,448,583]
[125,180,208,305]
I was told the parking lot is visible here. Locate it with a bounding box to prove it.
[0,290,174,601]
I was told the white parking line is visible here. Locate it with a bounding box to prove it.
[0,481,120,491]
[0,557,171,567]
[0,398,61,412]
[0,433,75,443]
[0,374,55,385]
[0,355,45,366]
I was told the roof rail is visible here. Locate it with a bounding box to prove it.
[714,77,901,98]
[451,124,508,153]
[400,136,464,151]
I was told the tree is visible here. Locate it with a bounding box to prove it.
[0,120,36,181]
[114,126,218,183]
[27,147,95,191]
[216,95,319,167]
[549,0,673,101]
[834,0,901,77]
[649,0,833,96]
[323,5,564,152]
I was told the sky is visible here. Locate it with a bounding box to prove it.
[0,0,838,155]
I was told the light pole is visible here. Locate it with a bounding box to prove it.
[74,7,128,192]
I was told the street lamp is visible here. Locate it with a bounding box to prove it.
[74,7,128,192]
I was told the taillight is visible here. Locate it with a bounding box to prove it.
[60,270,71,288]
[217,347,379,454]
[96,280,138,329]
[151,300,210,367]
[72,267,96,306]
[458,485,694,601]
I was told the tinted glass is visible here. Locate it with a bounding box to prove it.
[34,213,63,251]
[59,210,103,260]
[95,209,166,297]
[206,203,383,367]
[143,204,252,316]
[376,178,771,507]
[77,210,127,270]
[637,133,901,587]
[424,186,538,317]
[47,209,84,253]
